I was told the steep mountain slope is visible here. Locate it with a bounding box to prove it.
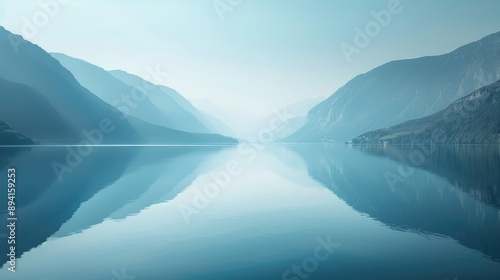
[0,26,143,144]
[0,77,75,143]
[51,53,183,130]
[287,31,500,142]
[0,27,235,144]
[352,79,500,144]
[0,118,33,145]
[109,70,215,134]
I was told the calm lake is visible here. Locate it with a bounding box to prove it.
[0,144,499,280]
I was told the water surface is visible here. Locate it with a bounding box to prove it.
[0,144,499,280]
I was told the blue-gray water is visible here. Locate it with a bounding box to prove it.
[0,144,499,280]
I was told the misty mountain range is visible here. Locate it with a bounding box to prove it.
[244,97,324,140]
[108,69,234,136]
[52,53,219,135]
[352,80,500,145]
[0,26,235,145]
[286,31,500,143]
[0,25,499,145]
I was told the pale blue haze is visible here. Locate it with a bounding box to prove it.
[1,0,500,118]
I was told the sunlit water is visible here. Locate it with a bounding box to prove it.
[0,144,499,280]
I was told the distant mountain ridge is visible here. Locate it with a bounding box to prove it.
[0,26,236,145]
[110,70,238,137]
[51,53,179,131]
[108,69,219,134]
[287,31,500,142]
[244,97,323,140]
[352,79,500,144]
[0,26,143,144]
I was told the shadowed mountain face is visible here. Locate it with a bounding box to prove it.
[51,53,176,130]
[0,77,76,143]
[0,118,33,145]
[51,54,238,144]
[288,32,500,142]
[289,144,500,261]
[52,53,216,136]
[109,70,219,135]
[0,27,236,145]
[0,27,143,144]
[352,79,500,144]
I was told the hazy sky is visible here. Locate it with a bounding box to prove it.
[1,0,500,116]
